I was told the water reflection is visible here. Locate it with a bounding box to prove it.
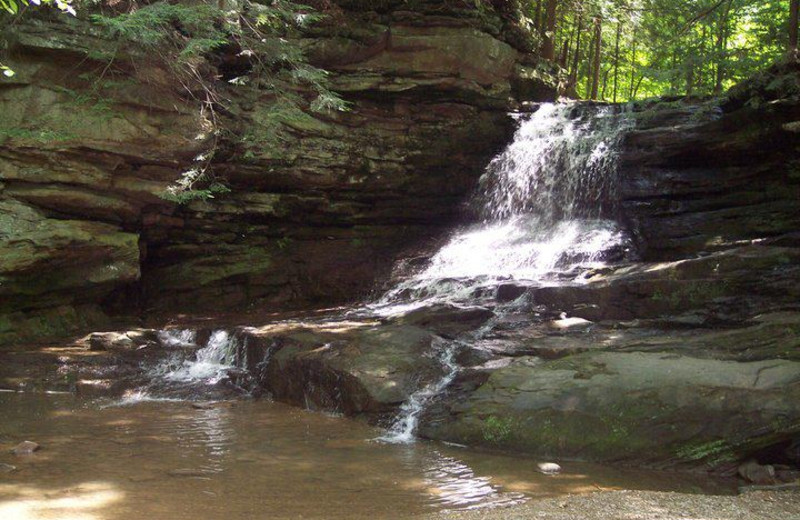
[420,451,526,511]
[0,394,734,520]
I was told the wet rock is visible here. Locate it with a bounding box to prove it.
[0,200,140,345]
[12,441,40,455]
[496,283,528,303]
[738,460,776,484]
[536,462,562,475]
[530,245,800,324]
[393,305,495,337]
[247,323,446,417]
[419,352,800,469]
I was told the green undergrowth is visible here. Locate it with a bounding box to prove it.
[87,0,349,203]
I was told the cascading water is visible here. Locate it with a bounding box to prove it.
[371,102,635,443]
[159,330,238,384]
[373,102,634,314]
[379,338,459,444]
[116,330,241,404]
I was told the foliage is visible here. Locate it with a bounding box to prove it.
[88,0,348,203]
[0,0,74,16]
[530,0,799,101]
[0,0,76,75]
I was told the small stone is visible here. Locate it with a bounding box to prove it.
[191,402,216,410]
[537,462,562,475]
[548,316,593,331]
[738,460,776,484]
[12,441,40,455]
[0,463,17,473]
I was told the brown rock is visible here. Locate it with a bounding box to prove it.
[12,441,40,455]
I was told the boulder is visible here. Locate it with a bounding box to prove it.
[242,322,447,417]
[419,351,800,470]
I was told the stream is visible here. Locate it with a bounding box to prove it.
[0,393,734,519]
[0,103,743,518]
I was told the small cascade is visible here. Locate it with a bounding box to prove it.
[379,339,459,444]
[158,330,238,385]
[373,102,634,313]
[114,330,246,404]
[157,329,197,348]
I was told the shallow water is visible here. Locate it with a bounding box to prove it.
[0,393,734,520]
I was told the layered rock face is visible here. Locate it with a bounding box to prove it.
[619,67,800,260]
[0,1,551,344]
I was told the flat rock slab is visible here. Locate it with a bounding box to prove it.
[420,351,800,469]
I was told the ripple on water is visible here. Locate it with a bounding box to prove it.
[0,394,735,520]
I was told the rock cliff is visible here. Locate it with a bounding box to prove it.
[0,1,553,344]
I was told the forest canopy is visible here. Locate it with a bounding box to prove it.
[527,0,800,101]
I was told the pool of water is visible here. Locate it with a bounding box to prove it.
[0,393,734,519]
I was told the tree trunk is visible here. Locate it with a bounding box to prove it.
[791,0,799,52]
[613,20,622,103]
[590,17,602,100]
[629,27,637,99]
[534,0,543,35]
[714,0,733,95]
[542,0,559,61]
[570,11,583,87]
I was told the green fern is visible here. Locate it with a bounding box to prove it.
[88,0,348,203]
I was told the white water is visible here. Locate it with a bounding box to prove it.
[372,102,633,314]
[379,339,460,444]
[152,330,238,386]
[373,103,634,442]
[157,329,197,348]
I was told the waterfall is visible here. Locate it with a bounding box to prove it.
[480,102,629,222]
[379,339,459,444]
[159,330,237,384]
[374,102,633,312]
[372,102,634,442]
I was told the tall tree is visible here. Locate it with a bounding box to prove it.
[791,0,799,52]
[590,16,603,100]
[612,19,622,103]
[542,0,559,61]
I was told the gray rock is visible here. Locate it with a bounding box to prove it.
[738,460,777,484]
[12,441,40,455]
[536,462,562,475]
[419,352,800,469]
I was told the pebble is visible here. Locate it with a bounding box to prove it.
[537,462,562,475]
[12,441,40,455]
